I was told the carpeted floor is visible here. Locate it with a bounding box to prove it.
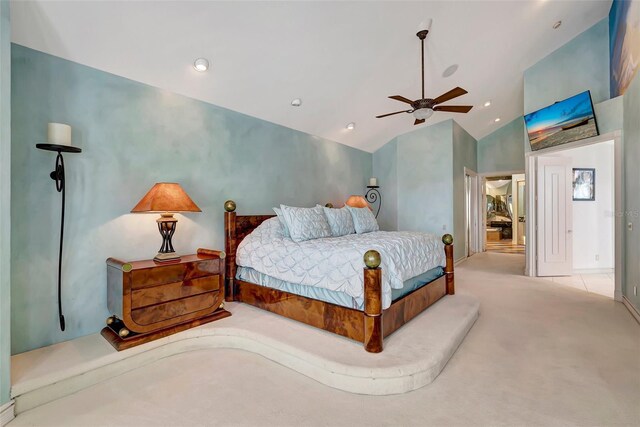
[9,252,640,427]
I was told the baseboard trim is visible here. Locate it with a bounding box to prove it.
[614,289,623,302]
[573,268,614,275]
[622,296,640,324]
[0,400,15,426]
[455,256,468,265]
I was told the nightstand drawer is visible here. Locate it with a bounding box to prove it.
[131,292,217,326]
[131,275,221,309]
[131,259,221,289]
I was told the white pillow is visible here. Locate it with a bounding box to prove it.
[272,207,291,238]
[322,206,355,237]
[279,205,332,242]
[346,206,379,234]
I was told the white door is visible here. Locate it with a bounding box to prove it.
[537,156,573,276]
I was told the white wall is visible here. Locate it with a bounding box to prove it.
[557,141,614,271]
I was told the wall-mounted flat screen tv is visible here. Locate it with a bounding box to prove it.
[524,90,599,151]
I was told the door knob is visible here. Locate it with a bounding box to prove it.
[567,230,573,234]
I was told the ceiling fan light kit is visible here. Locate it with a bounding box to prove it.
[376,29,472,126]
[413,108,433,120]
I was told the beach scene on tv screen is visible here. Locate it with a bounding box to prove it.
[525,91,598,151]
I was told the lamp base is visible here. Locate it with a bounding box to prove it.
[154,213,180,262]
[154,252,181,263]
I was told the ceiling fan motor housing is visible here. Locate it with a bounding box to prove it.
[414,98,434,110]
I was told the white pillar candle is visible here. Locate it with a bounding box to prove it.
[47,123,72,146]
[369,177,377,187]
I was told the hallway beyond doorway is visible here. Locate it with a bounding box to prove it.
[486,240,525,255]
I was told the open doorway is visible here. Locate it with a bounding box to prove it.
[483,175,526,255]
[526,132,622,301]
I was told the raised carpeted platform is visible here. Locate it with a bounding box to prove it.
[11,294,479,413]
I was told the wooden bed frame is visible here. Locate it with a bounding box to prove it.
[223,201,454,353]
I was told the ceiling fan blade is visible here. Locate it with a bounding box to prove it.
[433,105,473,113]
[389,95,415,105]
[376,110,412,118]
[414,118,425,125]
[432,87,468,105]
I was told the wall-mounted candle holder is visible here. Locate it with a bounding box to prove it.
[36,123,81,331]
[365,177,381,218]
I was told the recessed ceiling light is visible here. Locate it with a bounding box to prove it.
[291,98,302,107]
[494,118,501,123]
[442,64,459,78]
[193,58,209,72]
[553,20,562,29]
[484,101,492,107]
[346,122,356,130]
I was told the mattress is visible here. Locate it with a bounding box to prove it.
[236,266,444,310]
[236,217,446,309]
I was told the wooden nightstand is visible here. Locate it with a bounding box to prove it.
[101,248,231,351]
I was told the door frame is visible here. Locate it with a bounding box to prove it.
[512,174,526,245]
[525,130,623,301]
[479,169,525,252]
[464,168,480,257]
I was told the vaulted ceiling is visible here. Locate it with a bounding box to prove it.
[11,1,611,152]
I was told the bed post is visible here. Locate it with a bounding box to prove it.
[363,250,383,353]
[443,234,454,295]
[224,200,237,302]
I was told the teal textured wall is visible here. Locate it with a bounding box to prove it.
[396,120,454,238]
[374,120,471,260]
[0,0,11,406]
[594,96,624,134]
[372,137,398,231]
[452,121,478,261]
[623,72,640,311]
[524,18,610,154]
[524,18,610,115]
[10,45,372,354]
[477,118,525,174]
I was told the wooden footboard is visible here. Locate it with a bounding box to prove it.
[223,200,454,353]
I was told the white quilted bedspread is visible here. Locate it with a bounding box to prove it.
[236,218,446,309]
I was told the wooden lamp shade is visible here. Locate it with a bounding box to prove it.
[131,183,201,262]
[131,183,201,213]
[345,195,369,209]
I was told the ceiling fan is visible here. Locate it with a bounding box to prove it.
[376,29,473,125]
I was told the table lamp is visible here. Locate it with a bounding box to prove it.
[131,183,201,262]
[345,195,369,208]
